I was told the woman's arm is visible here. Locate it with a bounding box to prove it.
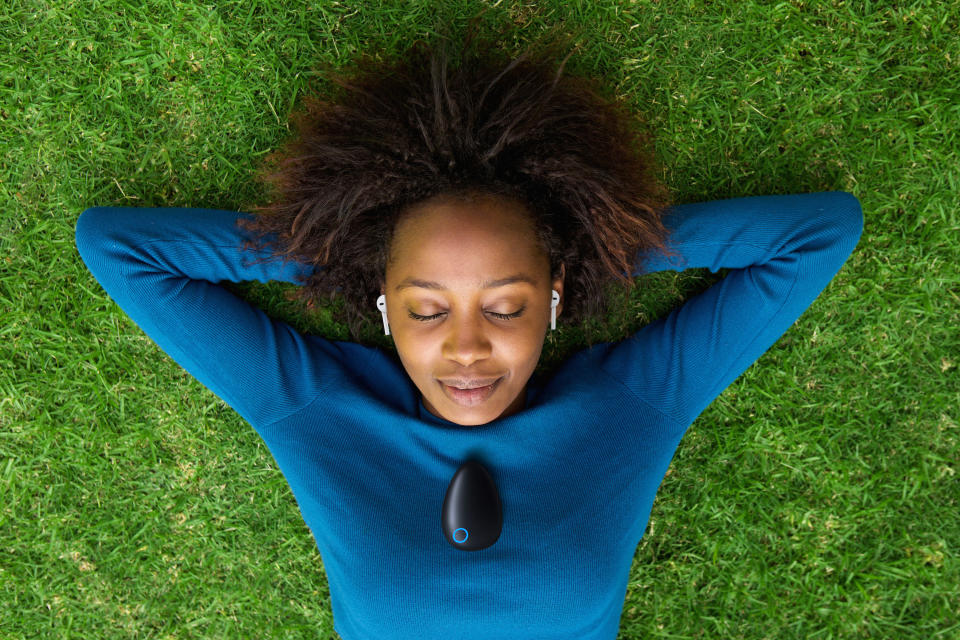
[75,206,360,433]
[598,191,864,430]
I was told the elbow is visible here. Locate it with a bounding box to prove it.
[827,191,864,254]
[75,206,109,249]
[837,191,864,241]
[75,206,120,269]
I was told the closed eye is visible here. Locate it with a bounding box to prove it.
[407,307,525,322]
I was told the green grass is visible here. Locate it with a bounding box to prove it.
[3,0,958,638]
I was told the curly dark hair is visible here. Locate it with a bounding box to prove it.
[237,19,680,344]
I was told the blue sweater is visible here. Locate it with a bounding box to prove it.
[75,191,863,639]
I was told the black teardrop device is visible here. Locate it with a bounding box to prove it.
[441,460,502,551]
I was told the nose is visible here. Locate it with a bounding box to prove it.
[441,312,493,366]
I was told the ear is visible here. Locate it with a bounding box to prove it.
[551,263,565,317]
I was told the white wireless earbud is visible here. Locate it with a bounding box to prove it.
[550,289,560,330]
[376,294,389,335]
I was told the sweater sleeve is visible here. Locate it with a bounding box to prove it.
[74,206,337,430]
[598,191,864,429]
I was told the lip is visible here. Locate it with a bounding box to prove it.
[439,377,502,407]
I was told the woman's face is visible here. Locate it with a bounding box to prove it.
[382,193,564,426]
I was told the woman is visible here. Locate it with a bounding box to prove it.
[75,26,863,640]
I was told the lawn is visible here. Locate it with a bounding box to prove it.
[2,0,957,638]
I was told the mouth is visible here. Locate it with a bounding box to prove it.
[438,377,503,407]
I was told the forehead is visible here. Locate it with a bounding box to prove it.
[388,194,547,281]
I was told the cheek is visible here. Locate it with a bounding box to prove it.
[500,331,542,365]
[393,331,433,377]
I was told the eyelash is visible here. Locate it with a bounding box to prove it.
[407,307,526,322]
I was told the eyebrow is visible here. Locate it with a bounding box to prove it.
[394,273,538,292]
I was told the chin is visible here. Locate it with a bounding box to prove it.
[442,405,499,427]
